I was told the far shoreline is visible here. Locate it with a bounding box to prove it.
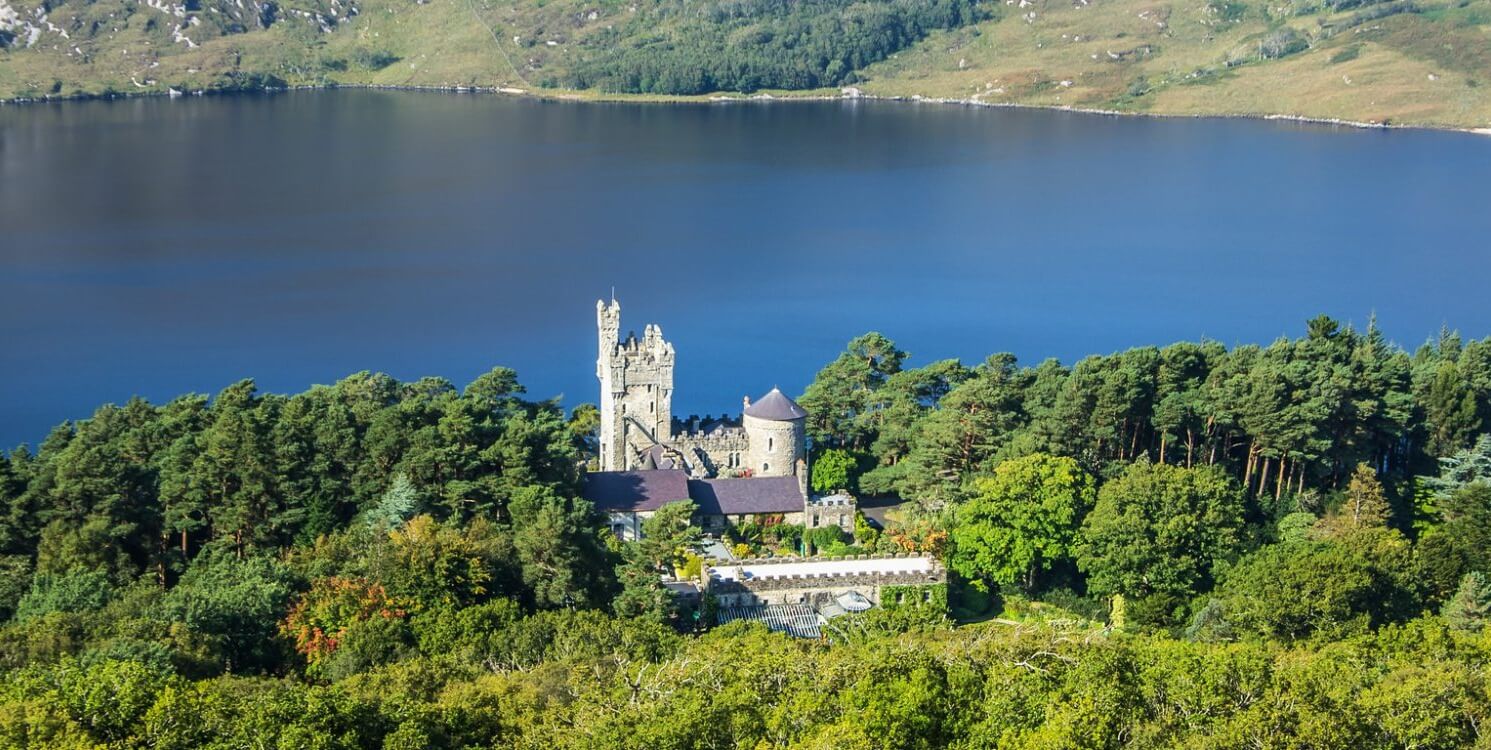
[3,81,1489,138]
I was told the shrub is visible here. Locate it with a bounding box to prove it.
[14,568,115,622]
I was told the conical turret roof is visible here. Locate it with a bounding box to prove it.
[744,387,808,421]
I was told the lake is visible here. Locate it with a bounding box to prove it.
[2,90,1489,449]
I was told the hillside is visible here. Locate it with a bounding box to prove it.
[1,0,1489,128]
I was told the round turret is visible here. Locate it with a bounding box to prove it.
[743,388,806,477]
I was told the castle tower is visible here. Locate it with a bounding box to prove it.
[597,299,675,471]
[742,388,807,477]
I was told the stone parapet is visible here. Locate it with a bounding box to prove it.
[710,569,943,594]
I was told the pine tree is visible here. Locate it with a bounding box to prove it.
[1441,571,1491,630]
[368,473,419,530]
[1313,463,1390,538]
[1425,361,1480,458]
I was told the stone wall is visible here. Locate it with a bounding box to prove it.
[674,429,750,477]
[805,493,856,533]
[704,555,946,608]
[597,299,675,471]
[743,412,804,477]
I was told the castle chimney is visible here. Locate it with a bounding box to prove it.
[796,458,809,499]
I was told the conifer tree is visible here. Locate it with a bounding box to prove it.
[368,473,419,530]
[1441,571,1491,630]
[1313,463,1391,538]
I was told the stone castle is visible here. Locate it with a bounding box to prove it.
[584,301,944,639]
[597,298,806,480]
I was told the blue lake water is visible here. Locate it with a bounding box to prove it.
[2,90,1489,448]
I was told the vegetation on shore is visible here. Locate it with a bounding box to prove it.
[2,0,1489,128]
[3,315,1491,746]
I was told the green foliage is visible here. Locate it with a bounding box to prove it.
[811,448,858,494]
[805,525,847,554]
[1077,461,1248,624]
[3,321,1491,744]
[0,556,33,621]
[853,511,880,548]
[882,583,948,612]
[774,523,805,552]
[1422,359,1481,458]
[366,472,419,530]
[950,453,1095,591]
[350,48,399,70]
[13,568,115,622]
[800,332,909,450]
[564,0,984,94]
[1278,511,1318,543]
[1440,571,1491,630]
[1419,434,1491,497]
[613,500,700,623]
[507,486,614,609]
[1329,43,1363,62]
[158,549,296,674]
[1312,462,1392,537]
[1255,26,1309,59]
[1214,528,1416,640]
[896,354,1030,507]
[375,515,515,610]
[280,575,414,681]
[1414,482,1491,604]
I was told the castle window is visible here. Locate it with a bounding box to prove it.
[649,402,655,413]
[768,437,774,451]
[763,462,770,473]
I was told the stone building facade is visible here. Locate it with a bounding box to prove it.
[704,555,945,609]
[596,298,807,481]
[585,298,859,540]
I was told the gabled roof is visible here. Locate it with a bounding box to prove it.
[583,470,805,516]
[688,475,804,515]
[582,470,690,512]
[744,388,808,421]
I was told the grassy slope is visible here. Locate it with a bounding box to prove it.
[2,0,1489,129]
[859,0,1491,127]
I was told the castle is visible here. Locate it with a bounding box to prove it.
[582,300,944,638]
[585,299,854,540]
[595,298,806,480]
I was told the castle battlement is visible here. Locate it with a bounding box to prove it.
[701,554,945,608]
[597,298,806,479]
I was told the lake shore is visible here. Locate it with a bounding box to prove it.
[4,81,1489,138]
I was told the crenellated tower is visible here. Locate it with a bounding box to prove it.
[597,299,676,471]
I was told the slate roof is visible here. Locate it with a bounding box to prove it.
[688,476,804,515]
[744,388,808,421]
[640,445,680,471]
[717,603,823,639]
[582,470,690,512]
[583,470,804,516]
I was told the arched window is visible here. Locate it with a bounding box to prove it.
[763,462,770,473]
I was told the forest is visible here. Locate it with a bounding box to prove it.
[2,315,1491,748]
[556,0,984,94]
